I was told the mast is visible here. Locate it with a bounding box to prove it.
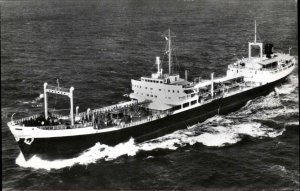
[168,29,172,75]
[254,20,257,43]
[248,20,262,60]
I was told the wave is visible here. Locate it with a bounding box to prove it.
[275,74,298,94]
[16,138,139,171]
[16,93,44,105]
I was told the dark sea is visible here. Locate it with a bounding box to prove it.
[1,0,299,190]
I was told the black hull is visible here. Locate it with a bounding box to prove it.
[18,77,288,160]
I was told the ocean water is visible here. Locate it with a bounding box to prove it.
[1,0,298,190]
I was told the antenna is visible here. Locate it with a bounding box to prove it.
[249,20,262,60]
[56,79,60,89]
[163,29,175,75]
[168,29,171,75]
[254,20,257,43]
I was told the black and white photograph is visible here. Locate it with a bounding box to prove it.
[1,0,298,190]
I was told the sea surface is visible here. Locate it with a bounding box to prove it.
[1,0,298,190]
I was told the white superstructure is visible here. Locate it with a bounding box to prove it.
[130,29,198,111]
[130,22,296,112]
[227,21,296,84]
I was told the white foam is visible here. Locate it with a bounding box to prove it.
[191,131,239,146]
[275,84,297,95]
[36,93,44,101]
[141,121,284,149]
[16,138,139,171]
[276,74,298,95]
[193,123,284,146]
[286,121,299,126]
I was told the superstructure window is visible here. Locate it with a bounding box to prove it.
[183,102,189,108]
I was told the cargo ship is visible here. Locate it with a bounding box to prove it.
[8,22,296,160]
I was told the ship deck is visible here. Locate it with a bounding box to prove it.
[11,78,259,132]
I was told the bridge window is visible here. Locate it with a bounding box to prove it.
[183,102,189,108]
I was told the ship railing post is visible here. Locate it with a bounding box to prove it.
[70,86,74,126]
[44,82,48,119]
[248,43,251,59]
[76,106,79,116]
[87,108,90,121]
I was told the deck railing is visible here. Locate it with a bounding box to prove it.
[14,115,39,125]
[47,85,70,92]
[78,100,138,117]
[13,113,64,125]
[36,122,93,130]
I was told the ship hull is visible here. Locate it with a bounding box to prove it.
[17,77,288,160]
